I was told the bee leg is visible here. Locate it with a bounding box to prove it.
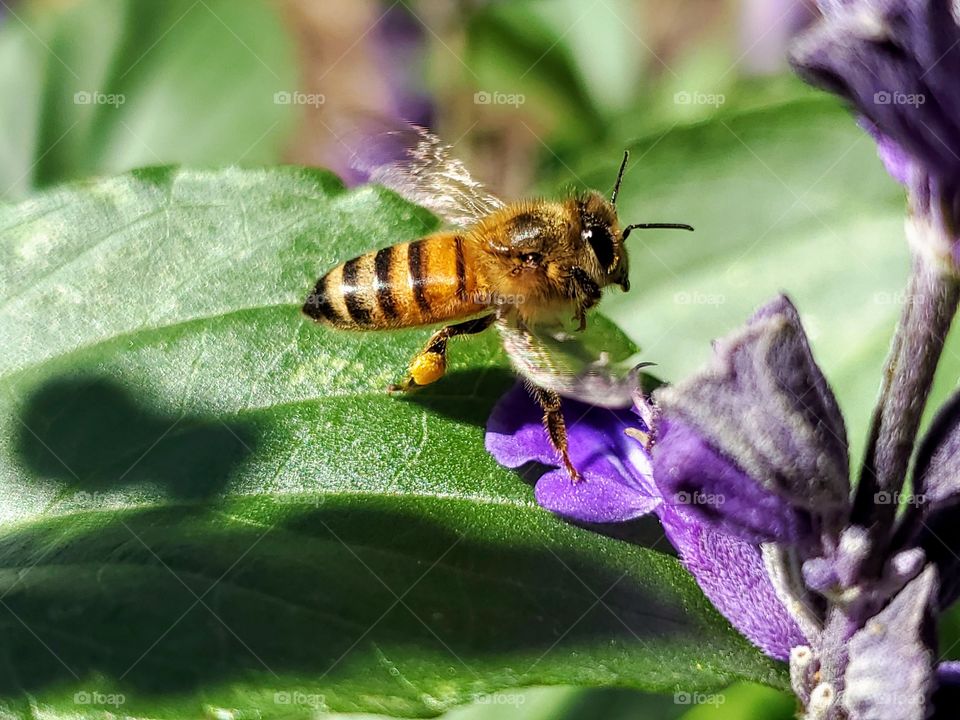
[569,268,601,332]
[528,384,582,482]
[575,305,588,332]
[388,314,496,393]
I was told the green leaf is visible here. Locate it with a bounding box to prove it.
[0,167,785,718]
[0,0,296,201]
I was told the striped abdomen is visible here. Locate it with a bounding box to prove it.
[303,232,487,329]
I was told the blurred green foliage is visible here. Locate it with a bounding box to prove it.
[0,0,296,200]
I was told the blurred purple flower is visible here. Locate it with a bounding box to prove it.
[486,295,960,718]
[322,3,434,188]
[374,3,434,129]
[740,0,817,75]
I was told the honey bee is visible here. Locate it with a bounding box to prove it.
[303,124,692,480]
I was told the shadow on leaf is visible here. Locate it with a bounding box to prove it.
[13,376,258,501]
[0,499,706,706]
[394,366,516,428]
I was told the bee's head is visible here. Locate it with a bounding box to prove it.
[577,151,694,292]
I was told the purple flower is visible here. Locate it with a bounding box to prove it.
[653,297,960,718]
[790,0,960,271]
[486,380,808,661]
[485,295,960,718]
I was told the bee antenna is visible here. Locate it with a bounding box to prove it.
[622,222,695,240]
[610,150,629,206]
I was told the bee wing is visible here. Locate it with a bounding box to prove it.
[495,313,641,409]
[342,121,505,228]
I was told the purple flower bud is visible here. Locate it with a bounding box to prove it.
[791,0,960,272]
[791,0,960,189]
[803,525,873,593]
[895,390,960,606]
[653,295,850,543]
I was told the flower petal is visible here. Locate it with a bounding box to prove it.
[913,389,960,508]
[654,418,814,543]
[486,383,560,469]
[655,295,850,532]
[842,564,938,720]
[534,465,661,523]
[656,504,807,660]
[486,383,660,523]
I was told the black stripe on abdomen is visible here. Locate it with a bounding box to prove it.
[407,240,432,315]
[342,257,373,326]
[374,247,398,320]
[303,274,342,324]
[454,235,467,301]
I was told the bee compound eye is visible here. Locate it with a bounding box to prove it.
[585,225,615,270]
[520,252,542,266]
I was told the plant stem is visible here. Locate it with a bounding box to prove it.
[817,605,858,694]
[853,257,960,541]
